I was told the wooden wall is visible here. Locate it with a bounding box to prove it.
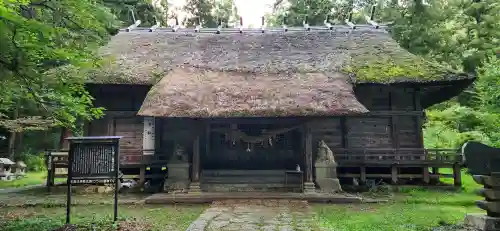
[82,84,423,167]
[310,85,423,153]
[85,84,150,164]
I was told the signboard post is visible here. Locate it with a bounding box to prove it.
[65,136,122,224]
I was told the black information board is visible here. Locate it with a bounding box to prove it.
[66,136,122,224]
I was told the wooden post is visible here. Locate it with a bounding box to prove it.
[189,135,201,194]
[139,167,146,184]
[305,125,313,183]
[423,167,430,184]
[360,166,367,183]
[413,87,424,148]
[192,135,200,182]
[432,167,440,183]
[340,116,348,149]
[142,117,155,156]
[205,121,210,161]
[391,165,398,184]
[303,123,315,193]
[389,87,400,150]
[453,164,462,187]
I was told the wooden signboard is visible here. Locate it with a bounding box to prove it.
[65,136,122,224]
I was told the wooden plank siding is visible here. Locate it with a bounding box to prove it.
[352,85,422,150]
[85,84,150,165]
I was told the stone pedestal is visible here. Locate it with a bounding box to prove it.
[463,174,500,230]
[164,163,191,193]
[464,214,500,231]
[315,162,342,193]
[303,182,316,194]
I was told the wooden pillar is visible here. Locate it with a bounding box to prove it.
[423,167,430,184]
[453,164,462,187]
[189,135,201,194]
[141,117,155,184]
[192,135,200,182]
[388,87,400,151]
[303,123,315,193]
[360,166,367,183]
[340,117,348,149]
[142,117,155,156]
[205,122,210,163]
[391,165,398,184]
[304,124,313,183]
[107,116,116,136]
[414,87,424,148]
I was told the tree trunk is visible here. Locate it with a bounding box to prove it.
[8,105,19,160]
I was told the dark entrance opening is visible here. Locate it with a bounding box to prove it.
[201,123,304,170]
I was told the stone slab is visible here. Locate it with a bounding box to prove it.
[187,199,326,231]
[464,213,500,231]
[144,192,364,204]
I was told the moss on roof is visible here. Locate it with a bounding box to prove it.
[87,27,472,85]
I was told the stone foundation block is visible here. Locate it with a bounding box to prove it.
[464,213,500,231]
[303,182,316,194]
[188,182,202,194]
[316,178,342,193]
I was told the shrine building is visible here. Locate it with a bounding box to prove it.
[58,25,474,193]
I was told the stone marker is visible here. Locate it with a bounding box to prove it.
[164,144,191,193]
[314,140,342,193]
[462,141,500,231]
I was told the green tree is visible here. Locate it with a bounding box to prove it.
[0,0,119,157]
[182,0,238,27]
[104,0,166,27]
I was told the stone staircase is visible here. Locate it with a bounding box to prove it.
[200,170,302,192]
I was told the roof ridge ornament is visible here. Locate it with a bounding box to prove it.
[282,14,288,32]
[149,17,160,32]
[365,5,380,29]
[216,18,222,34]
[239,16,243,34]
[345,12,356,30]
[195,17,202,33]
[126,9,141,32]
[303,16,310,31]
[172,17,180,32]
[324,15,333,30]
[261,16,266,33]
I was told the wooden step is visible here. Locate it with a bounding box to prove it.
[201,169,286,177]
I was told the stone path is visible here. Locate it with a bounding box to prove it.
[186,199,325,231]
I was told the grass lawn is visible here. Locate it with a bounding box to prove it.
[0,204,207,231]
[314,169,482,231]
[0,169,485,231]
[0,172,50,189]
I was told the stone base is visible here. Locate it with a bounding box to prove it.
[164,179,190,193]
[188,182,202,194]
[464,213,500,231]
[316,178,342,193]
[303,182,316,194]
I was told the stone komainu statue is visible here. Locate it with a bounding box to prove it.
[316,140,336,165]
[169,143,188,163]
[314,140,341,193]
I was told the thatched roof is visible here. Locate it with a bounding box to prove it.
[137,67,368,117]
[94,27,472,85]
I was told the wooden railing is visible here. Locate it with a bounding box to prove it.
[332,148,462,165]
[45,148,464,187]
